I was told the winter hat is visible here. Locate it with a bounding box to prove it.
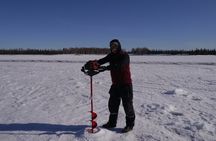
[109,39,122,52]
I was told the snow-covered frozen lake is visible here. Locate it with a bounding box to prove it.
[0,55,216,141]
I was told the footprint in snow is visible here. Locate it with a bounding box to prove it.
[164,105,184,116]
[146,103,161,112]
[74,82,85,88]
[191,96,202,101]
[164,89,203,102]
[210,97,216,102]
[95,81,103,85]
[187,93,202,101]
[140,103,164,115]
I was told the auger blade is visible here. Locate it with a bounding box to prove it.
[91,111,97,120]
[91,120,97,129]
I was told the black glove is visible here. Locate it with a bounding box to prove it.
[81,60,100,76]
[81,60,108,76]
[81,66,100,76]
[84,60,100,71]
[98,66,108,72]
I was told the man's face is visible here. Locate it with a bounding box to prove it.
[110,42,119,54]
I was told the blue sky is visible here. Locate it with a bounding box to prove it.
[0,0,215,50]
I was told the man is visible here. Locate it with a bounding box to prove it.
[90,39,135,133]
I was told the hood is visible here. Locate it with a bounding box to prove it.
[109,39,122,53]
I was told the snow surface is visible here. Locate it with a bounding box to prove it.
[0,55,216,141]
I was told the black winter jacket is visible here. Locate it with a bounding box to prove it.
[98,51,132,85]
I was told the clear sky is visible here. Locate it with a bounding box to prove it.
[0,0,215,50]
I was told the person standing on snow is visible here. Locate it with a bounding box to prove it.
[88,39,135,133]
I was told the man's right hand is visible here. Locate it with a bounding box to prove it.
[89,60,100,70]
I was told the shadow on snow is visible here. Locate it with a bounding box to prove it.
[0,123,88,136]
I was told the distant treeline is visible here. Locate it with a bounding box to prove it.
[130,48,216,55]
[0,47,215,55]
[0,48,63,55]
[63,48,110,54]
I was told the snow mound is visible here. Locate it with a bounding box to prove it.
[164,88,188,95]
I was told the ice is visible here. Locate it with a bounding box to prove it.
[0,55,216,141]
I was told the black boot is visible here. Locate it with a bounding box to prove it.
[102,122,116,128]
[102,114,118,129]
[121,126,133,133]
[121,116,135,133]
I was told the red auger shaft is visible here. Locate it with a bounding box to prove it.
[90,76,97,133]
[90,76,93,133]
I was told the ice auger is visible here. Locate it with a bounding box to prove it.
[81,60,106,133]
